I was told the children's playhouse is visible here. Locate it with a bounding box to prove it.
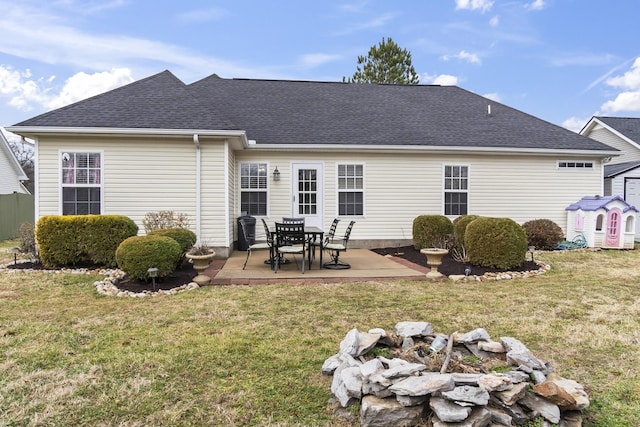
[566,195,637,249]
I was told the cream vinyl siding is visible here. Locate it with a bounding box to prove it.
[237,151,602,242]
[198,142,230,249]
[588,127,640,163]
[37,136,229,249]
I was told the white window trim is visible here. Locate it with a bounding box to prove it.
[336,162,365,217]
[442,163,470,217]
[557,160,594,169]
[59,149,104,215]
[238,161,270,217]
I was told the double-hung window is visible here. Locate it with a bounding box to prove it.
[337,164,364,216]
[240,163,268,216]
[444,165,468,216]
[61,152,102,215]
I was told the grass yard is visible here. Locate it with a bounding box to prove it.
[1,239,639,426]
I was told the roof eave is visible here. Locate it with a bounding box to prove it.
[581,117,640,149]
[5,126,250,148]
[245,143,620,157]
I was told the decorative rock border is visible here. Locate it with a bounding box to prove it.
[448,261,551,282]
[0,261,199,297]
[94,269,199,297]
[324,322,589,426]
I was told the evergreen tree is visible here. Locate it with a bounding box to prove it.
[343,37,419,84]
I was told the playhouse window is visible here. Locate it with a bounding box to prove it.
[595,214,604,231]
[626,215,634,233]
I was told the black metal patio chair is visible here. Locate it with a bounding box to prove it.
[310,217,340,262]
[323,221,355,270]
[274,222,306,273]
[240,217,273,270]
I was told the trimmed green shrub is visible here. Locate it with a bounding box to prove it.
[465,217,528,269]
[522,218,564,250]
[412,215,453,250]
[148,227,196,253]
[115,235,182,280]
[36,215,138,268]
[452,215,480,250]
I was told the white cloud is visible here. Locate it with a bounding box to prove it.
[455,0,494,13]
[0,3,262,81]
[562,116,591,133]
[443,50,481,64]
[422,73,459,86]
[336,13,397,35]
[601,57,640,113]
[489,15,499,27]
[525,0,546,11]
[299,53,343,69]
[48,68,134,109]
[483,92,501,102]
[0,65,134,112]
[606,57,640,90]
[177,8,228,23]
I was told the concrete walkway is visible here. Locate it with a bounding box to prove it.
[207,248,428,285]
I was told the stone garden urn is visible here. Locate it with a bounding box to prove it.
[186,247,215,285]
[420,248,449,279]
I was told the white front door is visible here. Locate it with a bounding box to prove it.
[624,178,640,237]
[292,162,323,228]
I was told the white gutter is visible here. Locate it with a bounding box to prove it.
[5,126,251,147]
[243,143,620,158]
[193,134,201,242]
[224,141,230,249]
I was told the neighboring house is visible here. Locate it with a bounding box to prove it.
[7,70,619,257]
[0,129,29,194]
[580,116,640,237]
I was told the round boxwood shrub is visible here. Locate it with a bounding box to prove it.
[522,218,564,250]
[452,215,480,250]
[148,227,196,253]
[115,235,182,280]
[465,217,528,269]
[412,215,453,250]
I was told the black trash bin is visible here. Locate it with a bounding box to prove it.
[237,215,256,251]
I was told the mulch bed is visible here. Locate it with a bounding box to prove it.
[371,245,539,277]
[6,259,198,293]
[6,246,539,292]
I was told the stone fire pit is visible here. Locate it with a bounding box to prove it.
[322,322,589,426]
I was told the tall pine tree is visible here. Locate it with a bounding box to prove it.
[343,37,419,84]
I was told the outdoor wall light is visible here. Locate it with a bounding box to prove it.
[147,267,158,292]
[273,166,280,181]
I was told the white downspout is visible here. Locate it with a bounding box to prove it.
[193,134,201,241]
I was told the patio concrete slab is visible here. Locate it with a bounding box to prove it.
[208,249,428,285]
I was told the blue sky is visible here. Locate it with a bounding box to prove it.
[1,0,640,140]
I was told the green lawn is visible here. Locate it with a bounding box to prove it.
[1,240,639,426]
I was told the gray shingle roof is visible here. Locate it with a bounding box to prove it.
[604,160,640,178]
[13,70,615,152]
[13,71,238,130]
[596,116,640,144]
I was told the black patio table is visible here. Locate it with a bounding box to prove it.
[269,226,324,270]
